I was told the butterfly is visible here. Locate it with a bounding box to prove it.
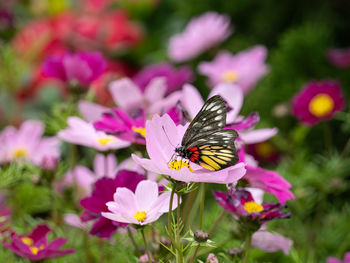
[174,95,239,171]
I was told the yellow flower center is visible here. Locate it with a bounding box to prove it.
[21,237,45,255]
[221,70,239,82]
[133,211,147,222]
[309,93,334,117]
[169,159,193,172]
[97,136,116,146]
[21,237,33,246]
[255,142,274,158]
[244,201,264,214]
[132,127,146,138]
[13,147,28,159]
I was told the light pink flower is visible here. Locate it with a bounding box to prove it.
[168,12,232,62]
[0,120,60,169]
[252,230,293,255]
[109,77,182,115]
[102,180,179,225]
[181,83,277,145]
[132,114,246,184]
[64,213,92,231]
[58,117,130,151]
[198,45,268,94]
[206,253,219,263]
[327,252,350,263]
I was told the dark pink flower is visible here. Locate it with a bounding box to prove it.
[213,189,290,224]
[238,149,294,204]
[93,108,146,145]
[246,141,280,165]
[133,63,193,94]
[42,51,106,87]
[3,224,74,261]
[326,47,350,68]
[292,80,345,125]
[80,170,145,238]
[327,252,350,263]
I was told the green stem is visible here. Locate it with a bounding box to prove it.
[242,234,252,263]
[199,183,205,229]
[168,184,181,252]
[176,193,183,263]
[188,245,200,263]
[128,227,140,254]
[141,228,152,263]
[208,209,225,236]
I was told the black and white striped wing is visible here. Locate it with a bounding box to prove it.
[182,95,227,147]
[188,129,239,171]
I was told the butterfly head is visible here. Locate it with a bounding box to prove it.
[175,146,186,157]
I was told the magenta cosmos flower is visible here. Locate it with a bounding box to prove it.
[181,83,277,144]
[102,180,179,225]
[93,108,146,145]
[292,80,345,125]
[3,224,74,261]
[327,252,350,263]
[132,114,246,184]
[58,117,130,151]
[132,62,194,94]
[0,120,60,169]
[80,170,145,238]
[214,189,290,224]
[326,47,350,68]
[168,12,232,62]
[198,45,268,94]
[239,149,294,204]
[42,51,106,87]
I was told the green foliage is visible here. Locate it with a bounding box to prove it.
[0,162,40,189]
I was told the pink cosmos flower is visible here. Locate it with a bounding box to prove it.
[326,47,350,68]
[58,117,130,151]
[80,170,145,238]
[246,141,280,165]
[0,120,60,169]
[181,83,277,144]
[251,229,293,255]
[198,46,268,94]
[168,12,232,62]
[292,80,345,125]
[213,189,290,224]
[3,224,74,261]
[132,114,246,184]
[102,180,179,225]
[93,108,146,145]
[42,51,106,87]
[132,62,194,94]
[108,77,182,115]
[64,213,92,231]
[239,149,294,204]
[327,252,350,263]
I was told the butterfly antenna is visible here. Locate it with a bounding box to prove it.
[162,125,177,148]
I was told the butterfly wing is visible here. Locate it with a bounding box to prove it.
[182,95,227,147]
[187,129,239,171]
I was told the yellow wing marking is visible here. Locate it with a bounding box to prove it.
[201,156,221,170]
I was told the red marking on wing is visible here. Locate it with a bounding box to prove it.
[190,154,199,162]
[187,146,198,152]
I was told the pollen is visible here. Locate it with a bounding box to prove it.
[221,70,239,82]
[309,93,334,117]
[13,147,28,159]
[133,211,147,222]
[243,201,264,214]
[21,237,45,255]
[169,159,193,172]
[97,136,116,146]
[132,126,146,138]
[30,246,39,255]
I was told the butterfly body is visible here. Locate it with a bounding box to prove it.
[174,95,239,171]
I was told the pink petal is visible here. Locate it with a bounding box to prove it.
[252,230,293,255]
[78,100,109,122]
[240,128,278,144]
[108,78,142,111]
[144,77,167,104]
[135,180,159,211]
[181,84,204,119]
